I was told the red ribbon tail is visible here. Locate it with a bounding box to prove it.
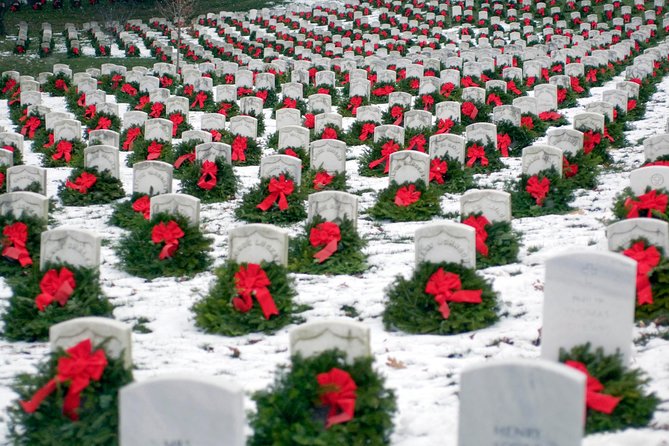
[636,274,654,305]
[476,238,489,257]
[587,392,621,414]
[277,193,289,211]
[254,287,279,320]
[20,379,58,413]
[174,153,195,168]
[256,193,278,211]
[326,398,356,428]
[159,241,178,260]
[314,239,338,263]
[437,299,451,319]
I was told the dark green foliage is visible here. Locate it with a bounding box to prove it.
[116,213,213,279]
[358,138,404,177]
[343,120,378,146]
[430,157,476,194]
[289,217,368,275]
[604,117,627,149]
[559,344,659,435]
[125,138,173,167]
[171,138,204,178]
[179,158,239,203]
[108,193,149,230]
[234,175,307,225]
[509,170,575,218]
[463,140,504,174]
[301,169,348,194]
[634,257,669,323]
[468,219,521,268]
[58,168,125,206]
[611,187,669,223]
[2,264,113,342]
[7,345,133,446]
[193,261,306,336]
[42,139,87,168]
[249,350,396,446]
[563,150,600,190]
[277,147,310,170]
[2,143,24,165]
[383,262,499,335]
[367,181,441,222]
[0,213,45,279]
[496,121,536,157]
[220,133,263,166]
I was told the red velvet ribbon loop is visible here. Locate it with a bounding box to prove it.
[65,172,97,194]
[232,263,278,319]
[425,268,483,319]
[623,241,661,305]
[317,368,357,428]
[151,221,185,260]
[624,190,668,218]
[35,267,76,311]
[309,222,341,263]
[462,215,490,256]
[197,160,218,190]
[368,140,399,173]
[466,144,488,167]
[256,174,294,211]
[525,175,550,206]
[2,222,33,267]
[565,360,622,414]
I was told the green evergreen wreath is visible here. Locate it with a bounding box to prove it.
[563,150,600,190]
[615,239,669,323]
[171,138,205,178]
[461,213,521,268]
[383,261,499,335]
[7,344,133,446]
[367,180,442,222]
[1,144,24,166]
[58,168,125,206]
[2,263,113,342]
[611,187,669,223]
[277,147,309,170]
[179,158,239,203]
[265,131,279,151]
[574,126,612,164]
[604,116,627,149]
[234,175,307,225]
[381,105,410,126]
[558,344,659,435]
[125,138,173,167]
[108,193,151,231]
[429,156,476,194]
[85,113,122,134]
[116,213,213,279]
[42,139,87,168]
[0,213,45,279]
[220,133,263,166]
[343,120,379,146]
[193,261,306,336]
[495,121,536,157]
[358,137,405,177]
[509,169,575,218]
[249,350,396,446]
[463,139,504,174]
[301,169,348,194]
[289,217,368,275]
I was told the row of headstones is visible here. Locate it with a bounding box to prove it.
[35,213,666,446]
[207,0,654,59]
[201,0,656,66]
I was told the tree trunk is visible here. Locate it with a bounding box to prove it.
[0,9,7,38]
[176,26,181,76]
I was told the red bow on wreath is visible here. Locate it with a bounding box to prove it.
[497,134,511,157]
[52,140,73,163]
[429,158,448,184]
[624,190,668,218]
[152,221,185,260]
[435,118,454,134]
[462,102,478,119]
[197,160,218,190]
[425,268,482,319]
[421,95,435,110]
[582,130,601,154]
[191,91,208,109]
[347,97,363,115]
[321,127,338,140]
[309,222,341,263]
[303,114,315,129]
[147,141,163,160]
[359,123,376,141]
[65,172,97,194]
[231,136,248,162]
[35,267,76,311]
[209,129,222,142]
[21,116,41,139]
[132,195,150,219]
[368,140,400,173]
[149,102,164,118]
[282,97,297,108]
[317,368,357,428]
[2,222,33,267]
[95,117,112,130]
[232,263,278,319]
[123,127,141,150]
[623,241,661,305]
[462,215,490,256]
[565,360,621,414]
[466,144,488,167]
[313,171,334,190]
[390,106,404,126]
[525,176,550,206]
[394,184,421,207]
[20,339,107,421]
[256,174,294,211]
[169,114,184,137]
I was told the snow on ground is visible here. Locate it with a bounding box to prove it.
[1,52,669,446]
